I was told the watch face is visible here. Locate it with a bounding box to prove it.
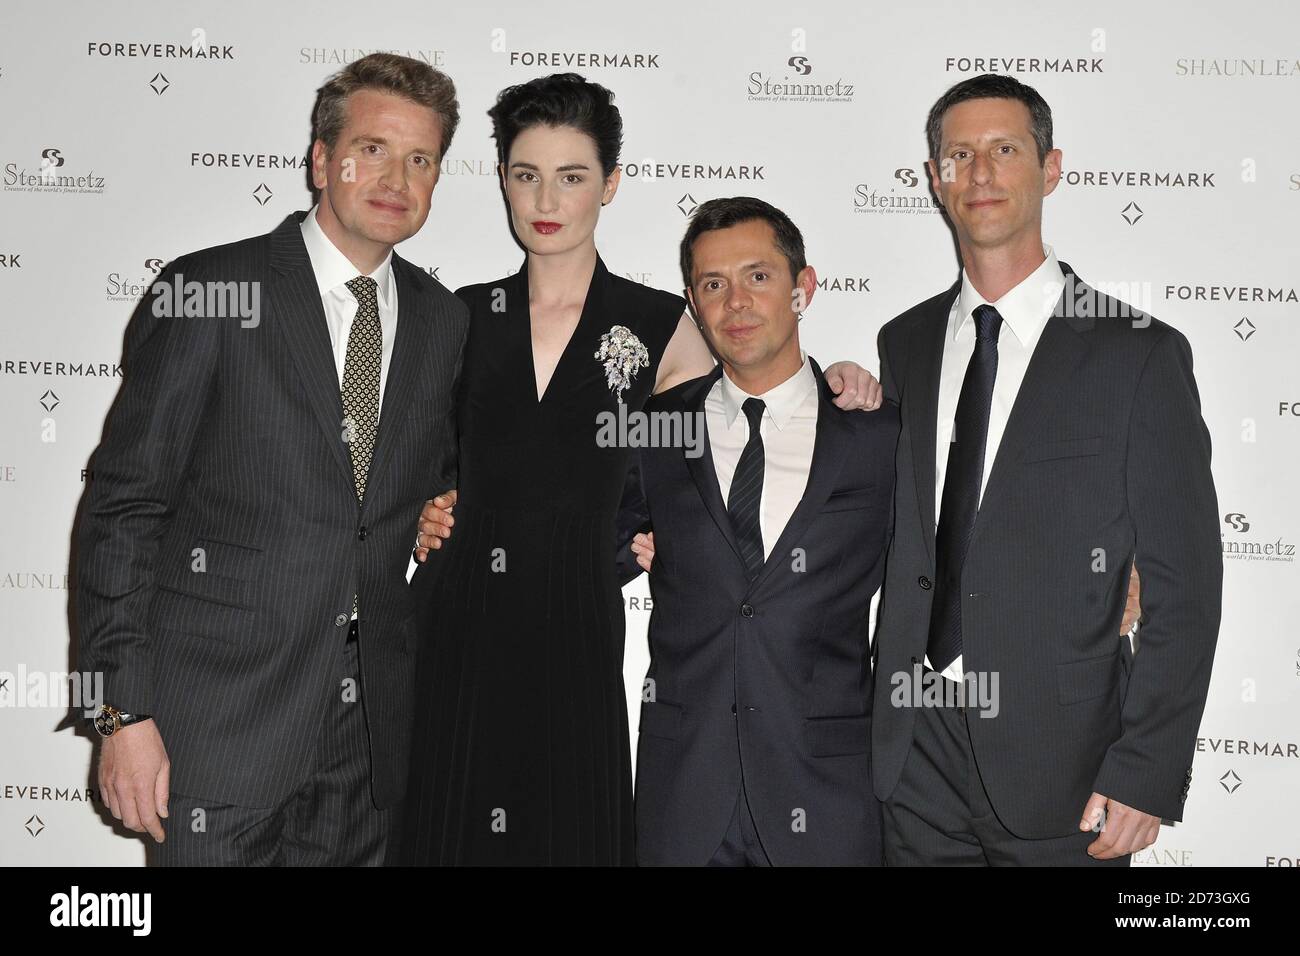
[93,709,116,736]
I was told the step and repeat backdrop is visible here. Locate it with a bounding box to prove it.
[1,0,1296,866]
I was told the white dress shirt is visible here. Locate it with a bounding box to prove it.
[299,204,402,610]
[299,203,399,413]
[928,244,1065,681]
[706,351,820,562]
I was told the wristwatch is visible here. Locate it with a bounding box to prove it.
[89,704,152,737]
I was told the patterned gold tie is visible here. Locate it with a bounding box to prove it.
[342,275,381,617]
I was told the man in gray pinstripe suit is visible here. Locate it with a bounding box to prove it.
[76,54,468,865]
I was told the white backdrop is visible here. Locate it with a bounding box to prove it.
[2,0,1297,866]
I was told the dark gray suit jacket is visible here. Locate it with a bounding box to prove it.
[619,359,900,865]
[76,211,468,809]
[870,261,1221,838]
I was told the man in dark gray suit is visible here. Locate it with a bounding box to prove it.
[871,74,1221,865]
[76,54,468,865]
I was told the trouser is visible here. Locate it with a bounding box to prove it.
[707,779,773,867]
[882,672,1130,867]
[150,622,389,866]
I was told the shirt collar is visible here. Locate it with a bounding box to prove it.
[719,350,817,432]
[299,204,396,310]
[953,243,1065,347]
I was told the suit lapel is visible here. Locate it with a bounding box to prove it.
[364,253,434,514]
[750,356,854,593]
[968,262,1093,549]
[269,212,354,485]
[681,365,748,569]
[908,281,959,567]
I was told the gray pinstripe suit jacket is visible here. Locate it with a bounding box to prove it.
[76,210,468,809]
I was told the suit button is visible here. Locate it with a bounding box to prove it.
[731,704,737,716]
[918,576,932,590]
[357,526,367,540]
[740,603,754,618]
[334,614,348,627]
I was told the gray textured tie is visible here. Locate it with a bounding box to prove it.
[342,275,381,617]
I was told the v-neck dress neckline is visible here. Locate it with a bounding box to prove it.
[515,253,607,405]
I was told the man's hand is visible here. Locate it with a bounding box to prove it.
[1121,560,1141,635]
[1079,791,1161,859]
[415,490,457,562]
[823,361,883,411]
[631,531,656,573]
[99,719,170,843]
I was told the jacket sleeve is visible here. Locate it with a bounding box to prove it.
[871,325,900,676]
[613,449,652,587]
[430,294,469,498]
[76,253,221,716]
[1091,328,1222,820]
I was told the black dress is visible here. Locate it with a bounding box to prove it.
[386,254,682,865]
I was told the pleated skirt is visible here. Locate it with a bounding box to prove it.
[386,503,634,866]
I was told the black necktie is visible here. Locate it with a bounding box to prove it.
[727,397,766,580]
[927,304,1003,672]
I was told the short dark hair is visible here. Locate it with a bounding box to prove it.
[925,73,1053,165]
[487,73,623,177]
[679,196,807,291]
[313,53,460,160]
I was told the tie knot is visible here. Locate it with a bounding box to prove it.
[742,397,765,435]
[346,275,378,304]
[973,304,1003,343]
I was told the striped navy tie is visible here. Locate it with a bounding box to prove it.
[727,397,767,580]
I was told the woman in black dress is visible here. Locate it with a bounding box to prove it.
[386,74,713,865]
[387,74,875,865]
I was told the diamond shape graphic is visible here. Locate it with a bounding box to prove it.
[150,73,170,95]
[1219,769,1242,794]
[40,389,59,412]
[25,815,45,837]
[252,183,273,206]
[1233,317,1255,341]
[1121,201,1144,226]
[676,193,699,217]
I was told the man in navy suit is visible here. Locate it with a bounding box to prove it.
[616,197,900,865]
